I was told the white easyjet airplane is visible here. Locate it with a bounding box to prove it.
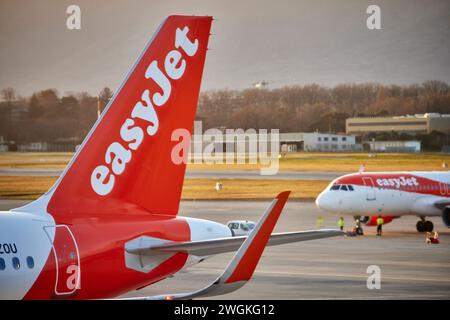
[0,15,343,300]
[316,171,450,233]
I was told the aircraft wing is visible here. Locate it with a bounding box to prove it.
[125,229,342,257]
[121,191,344,300]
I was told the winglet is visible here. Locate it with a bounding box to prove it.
[131,191,291,300]
[221,191,290,284]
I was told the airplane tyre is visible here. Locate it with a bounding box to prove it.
[424,221,434,232]
[416,221,425,232]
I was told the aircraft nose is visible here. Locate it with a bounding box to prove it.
[315,194,322,208]
[315,191,332,211]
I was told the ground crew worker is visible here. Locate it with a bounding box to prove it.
[426,232,432,244]
[432,231,440,244]
[359,163,366,173]
[426,231,440,244]
[316,215,324,228]
[337,217,344,231]
[376,215,384,236]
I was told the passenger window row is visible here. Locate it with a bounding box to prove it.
[330,184,354,191]
[0,256,34,271]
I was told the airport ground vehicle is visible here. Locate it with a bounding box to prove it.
[227,220,256,236]
[316,172,450,232]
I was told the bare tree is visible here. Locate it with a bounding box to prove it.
[1,87,16,105]
[0,82,449,146]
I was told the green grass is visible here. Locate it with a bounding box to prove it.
[0,176,56,199]
[1,151,449,171]
[0,151,448,200]
[188,152,450,172]
[0,176,328,200]
[182,179,328,200]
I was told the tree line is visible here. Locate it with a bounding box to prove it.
[197,81,450,133]
[0,81,449,146]
[0,87,113,144]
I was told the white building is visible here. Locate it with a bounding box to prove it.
[280,132,358,152]
[17,142,48,152]
[188,131,358,155]
[346,113,450,135]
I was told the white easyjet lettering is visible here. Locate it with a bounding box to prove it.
[376,176,419,188]
[145,61,171,107]
[131,90,159,135]
[120,118,144,150]
[165,50,186,80]
[91,165,115,196]
[105,142,131,175]
[91,25,199,196]
[175,26,198,56]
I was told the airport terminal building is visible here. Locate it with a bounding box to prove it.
[346,113,450,135]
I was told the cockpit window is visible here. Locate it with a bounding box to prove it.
[330,184,354,191]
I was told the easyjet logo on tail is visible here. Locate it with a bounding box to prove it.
[90,26,199,196]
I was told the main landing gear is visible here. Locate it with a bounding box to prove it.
[416,217,433,232]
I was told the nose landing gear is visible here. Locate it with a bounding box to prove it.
[353,216,365,235]
[416,218,433,232]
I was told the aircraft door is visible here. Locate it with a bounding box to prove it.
[362,177,376,201]
[43,225,80,296]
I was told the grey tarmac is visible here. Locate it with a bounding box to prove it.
[1,199,449,299]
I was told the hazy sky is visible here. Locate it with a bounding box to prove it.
[0,0,449,96]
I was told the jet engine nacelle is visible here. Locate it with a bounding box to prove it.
[442,207,450,228]
[360,216,395,226]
